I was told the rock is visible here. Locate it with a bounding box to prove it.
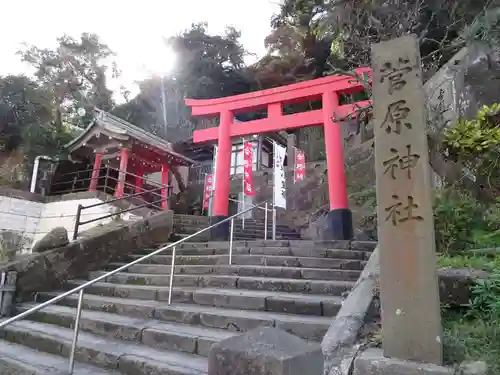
[353,228,373,241]
[209,327,323,375]
[459,361,488,375]
[32,227,69,253]
[6,210,173,300]
[354,348,453,375]
[438,268,489,306]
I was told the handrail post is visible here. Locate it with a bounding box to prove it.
[168,246,176,305]
[229,218,234,265]
[264,202,268,240]
[68,289,84,374]
[72,204,83,241]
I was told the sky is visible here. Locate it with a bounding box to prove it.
[0,0,281,101]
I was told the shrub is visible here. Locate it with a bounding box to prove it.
[433,189,488,253]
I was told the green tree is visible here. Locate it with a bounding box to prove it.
[19,33,118,128]
[114,23,257,142]
[0,75,53,152]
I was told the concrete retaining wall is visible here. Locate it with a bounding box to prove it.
[0,189,142,253]
[1,210,173,301]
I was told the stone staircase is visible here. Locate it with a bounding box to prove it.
[172,214,302,241]
[0,239,376,374]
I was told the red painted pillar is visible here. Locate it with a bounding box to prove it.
[89,152,103,191]
[322,91,353,239]
[161,163,169,210]
[135,167,144,194]
[114,148,129,198]
[213,110,233,217]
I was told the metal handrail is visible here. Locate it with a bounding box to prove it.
[72,185,173,240]
[205,195,274,240]
[52,166,171,192]
[0,200,269,374]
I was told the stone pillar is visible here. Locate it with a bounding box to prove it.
[161,163,169,210]
[211,110,233,240]
[89,152,103,191]
[322,91,353,240]
[372,35,442,364]
[209,327,323,375]
[114,148,129,198]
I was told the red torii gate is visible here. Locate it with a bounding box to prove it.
[186,67,372,240]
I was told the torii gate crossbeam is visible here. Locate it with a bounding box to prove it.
[186,67,372,240]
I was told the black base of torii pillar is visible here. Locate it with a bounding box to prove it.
[322,208,354,241]
[210,215,230,241]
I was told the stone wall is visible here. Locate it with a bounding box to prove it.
[0,189,144,254]
[1,210,173,300]
[425,42,500,132]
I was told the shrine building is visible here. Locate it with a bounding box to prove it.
[49,109,195,210]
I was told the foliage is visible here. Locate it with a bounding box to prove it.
[443,309,500,373]
[433,189,488,253]
[19,33,117,128]
[0,75,53,152]
[443,271,500,373]
[113,23,255,142]
[433,187,500,253]
[437,253,500,272]
[443,104,500,193]
[168,23,252,100]
[349,187,377,214]
[444,104,500,155]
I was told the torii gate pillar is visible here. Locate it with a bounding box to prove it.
[186,68,372,240]
[322,91,352,241]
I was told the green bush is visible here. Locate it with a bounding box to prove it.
[443,272,500,373]
[433,189,488,253]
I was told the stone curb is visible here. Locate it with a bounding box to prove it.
[321,247,380,375]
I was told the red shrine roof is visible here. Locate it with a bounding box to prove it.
[66,109,196,167]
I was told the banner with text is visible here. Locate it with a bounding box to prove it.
[243,141,256,196]
[294,148,306,183]
[202,173,213,210]
[273,142,287,209]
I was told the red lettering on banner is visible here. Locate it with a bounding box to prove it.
[202,173,213,210]
[243,142,256,196]
[294,149,306,183]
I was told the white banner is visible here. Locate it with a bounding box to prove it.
[212,145,218,192]
[208,145,218,216]
[273,142,287,209]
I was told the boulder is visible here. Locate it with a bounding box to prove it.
[438,268,489,306]
[209,327,323,375]
[32,227,69,253]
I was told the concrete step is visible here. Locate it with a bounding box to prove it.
[51,284,342,316]
[18,303,235,357]
[0,319,208,375]
[87,271,355,295]
[174,222,296,232]
[36,294,331,341]
[189,288,342,316]
[162,240,377,251]
[0,339,124,375]
[126,254,364,269]
[172,232,299,241]
[133,246,369,259]
[105,263,362,281]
